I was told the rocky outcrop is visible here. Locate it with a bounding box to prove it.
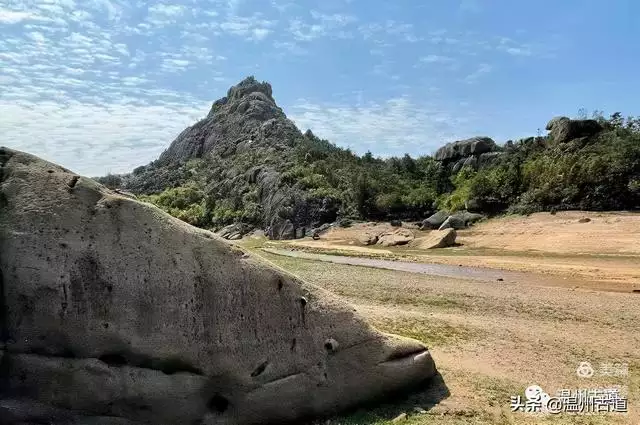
[420,211,449,230]
[545,116,603,144]
[0,148,437,425]
[377,228,415,247]
[216,223,250,240]
[438,216,465,230]
[411,229,457,249]
[454,211,485,226]
[158,77,288,165]
[434,137,503,173]
[357,233,379,246]
[434,137,497,162]
[438,211,485,230]
[451,151,503,173]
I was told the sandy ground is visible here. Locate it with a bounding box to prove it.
[238,211,640,424]
[277,211,640,292]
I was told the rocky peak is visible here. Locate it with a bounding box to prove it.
[158,76,292,165]
[207,76,277,119]
[228,76,274,102]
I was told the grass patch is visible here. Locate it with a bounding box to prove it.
[371,315,477,348]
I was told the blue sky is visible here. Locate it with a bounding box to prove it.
[1,0,639,175]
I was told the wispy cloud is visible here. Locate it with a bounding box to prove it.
[420,54,455,64]
[289,97,475,156]
[0,0,565,175]
[464,63,492,84]
[0,8,37,23]
[1,98,208,175]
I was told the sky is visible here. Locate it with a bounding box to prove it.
[1,0,639,176]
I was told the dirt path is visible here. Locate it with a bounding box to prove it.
[243,244,640,425]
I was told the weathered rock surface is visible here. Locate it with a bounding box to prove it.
[357,233,379,246]
[454,211,485,226]
[451,151,503,173]
[420,211,449,230]
[217,223,250,240]
[411,229,457,249]
[377,228,415,247]
[438,216,465,231]
[0,148,437,425]
[545,116,603,144]
[434,137,497,162]
[437,211,485,230]
[267,217,296,240]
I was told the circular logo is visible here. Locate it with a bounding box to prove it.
[576,361,594,378]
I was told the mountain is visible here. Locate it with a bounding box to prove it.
[100,77,640,240]
[118,76,355,239]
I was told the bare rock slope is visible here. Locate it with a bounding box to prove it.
[0,147,436,424]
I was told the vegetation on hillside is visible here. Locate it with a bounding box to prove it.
[98,111,640,231]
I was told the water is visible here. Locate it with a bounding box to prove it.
[262,248,602,289]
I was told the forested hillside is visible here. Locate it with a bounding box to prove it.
[96,77,640,238]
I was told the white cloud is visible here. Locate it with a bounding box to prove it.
[464,63,492,83]
[420,55,455,64]
[218,15,276,41]
[1,98,209,175]
[289,97,475,156]
[0,8,36,23]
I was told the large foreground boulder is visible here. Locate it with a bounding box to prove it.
[0,148,437,425]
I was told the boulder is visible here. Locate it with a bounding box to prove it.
[338,219,353,228]
[377,228,415,247]
[268,217,295,240]
[217,223,247,240]
[453,211,485,226]
[411,229,457,249]
[0,148,437,425]
[438,216,465,230]
[420,211,449,230]
[390,220,402,227]
[545,116,603,144]
[357,233,379,246]
[434,137,497,162]
[438,212,485,230]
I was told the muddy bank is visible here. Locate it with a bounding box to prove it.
[262,248,631,293]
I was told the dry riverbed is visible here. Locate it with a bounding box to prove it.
[239,211,640,424]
